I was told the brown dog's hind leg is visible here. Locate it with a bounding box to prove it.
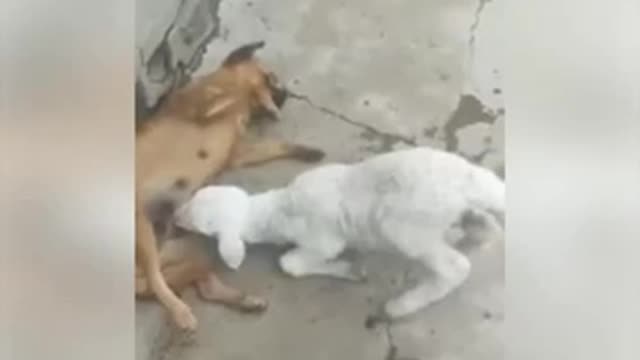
[230,139,325,169]
[136,236,212,297]
[135,261,209,297]
[140,237,268,313]
[168,238,268,312]
[196,271,268,312]
[158,239,211,295]
[136,208,197,330]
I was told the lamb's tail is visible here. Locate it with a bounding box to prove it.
[467,166,505,228]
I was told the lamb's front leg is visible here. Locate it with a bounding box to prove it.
[279,241,365,282]
[367,236,471,328]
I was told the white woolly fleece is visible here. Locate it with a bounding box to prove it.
[175,147,504,321]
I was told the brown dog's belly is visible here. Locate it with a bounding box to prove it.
[137,118,239,223]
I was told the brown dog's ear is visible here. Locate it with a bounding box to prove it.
[222,41,266,67]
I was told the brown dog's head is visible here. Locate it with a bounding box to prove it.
[222,41,288,120]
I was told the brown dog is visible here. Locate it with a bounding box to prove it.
[135,41,324,330]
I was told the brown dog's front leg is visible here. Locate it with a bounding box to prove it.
[230,138,325,169]
[136,206,197,330]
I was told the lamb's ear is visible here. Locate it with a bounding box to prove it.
[218,232,246,270]
[222,41,265,67]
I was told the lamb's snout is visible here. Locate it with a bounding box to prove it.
[172,203,195,232]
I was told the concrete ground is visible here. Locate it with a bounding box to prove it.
[136,0,504,359]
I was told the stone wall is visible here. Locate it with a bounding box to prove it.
[135,0,222,120]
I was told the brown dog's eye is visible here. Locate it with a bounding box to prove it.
[266,72,279,87]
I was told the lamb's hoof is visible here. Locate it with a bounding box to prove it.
[385,344,398,360]
[365,311,391,329]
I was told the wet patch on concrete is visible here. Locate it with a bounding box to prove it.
[443,94,497,152]
[440,93,504,177]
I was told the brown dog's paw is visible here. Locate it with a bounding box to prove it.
[292,145,325,163]
[173,304,198,331]
[238,294,269,313]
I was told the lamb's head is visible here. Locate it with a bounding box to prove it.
[174,185,250,270]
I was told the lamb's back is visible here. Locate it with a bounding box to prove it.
[284,164,350,218]
[352,148,472,196]
[343,148,477,228]
[279,148,483,244]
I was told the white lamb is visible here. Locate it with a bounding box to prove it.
[174,147,505,325]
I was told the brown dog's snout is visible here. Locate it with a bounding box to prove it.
[254,85,288,122]
[271,86,288,109]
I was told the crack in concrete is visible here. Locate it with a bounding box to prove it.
[287,90,418,148]
[468,0,490,49]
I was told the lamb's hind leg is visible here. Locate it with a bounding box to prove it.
[279,237,365,282]
[366,229,471,328]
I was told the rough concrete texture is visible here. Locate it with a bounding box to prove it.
[136,0,504,359]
